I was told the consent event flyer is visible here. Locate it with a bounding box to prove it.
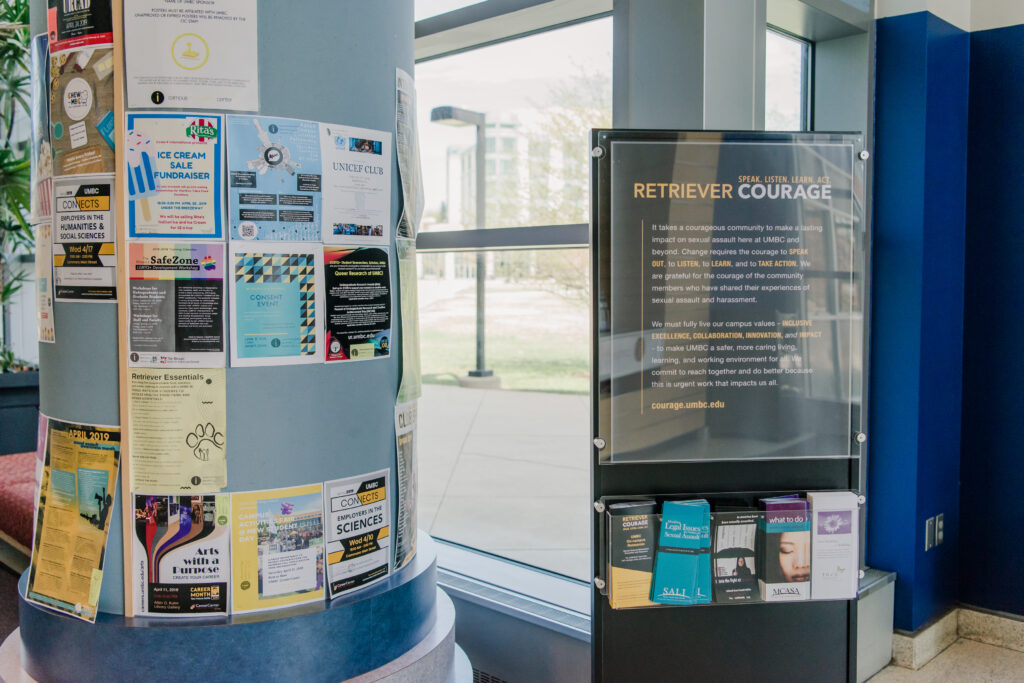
[125,112,223,239]
[394,401,418,570]
[128,369,227,494]
[27,418,120,623]
[52,177,116,302]
[132,494,230,616]
[320,122,392,246]
[231,485,325,614]
[123,0,258,111]
[324,470,390,599]
[128,242,225,368]
[227,115,323,242]
[324,247,391,362]
[229,242,323,367]
[49,47,115,177]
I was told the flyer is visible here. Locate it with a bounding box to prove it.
[47,0,113,52]
[128,242,225,368]
[397,238,421,402]
[128,368,227,494]
[35,222,55,343]
[231,485,325,614]
[49,47,115,177]
[229,242,324,367]
[51,174,115,302]
[123,0,258,111]
[324,247,391,362]
[324,470,390,599]
[394,401,418,570]
[26,419,120,623]
[125,112,223,239]
[395,68,424,239]
[132,493,230,616]
[320,123,392,246]
[226,115,323,242]
[30,34,52,222]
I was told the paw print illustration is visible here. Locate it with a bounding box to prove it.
[185,423,224,461]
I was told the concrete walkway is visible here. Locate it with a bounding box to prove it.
[418,384,591,580]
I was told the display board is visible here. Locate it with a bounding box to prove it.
[590,130,870,682]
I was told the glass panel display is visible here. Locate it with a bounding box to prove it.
[596,132,865,463]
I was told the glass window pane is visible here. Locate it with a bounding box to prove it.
[417,248,591,580]
[415,0,486,21]
[416,18,612,230]
[765,30,809,131]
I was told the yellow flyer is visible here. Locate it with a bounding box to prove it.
[26,419,120,623]
[231,484,325,614]
[128,368,227,494]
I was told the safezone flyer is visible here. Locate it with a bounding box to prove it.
[125,112,223,239]
[324,470,390,599]
[132,494,230,616]
[231,485,325,614]
[227,115,323,242]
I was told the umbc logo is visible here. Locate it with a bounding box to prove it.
[186,118,218,141]
[201,255,216,270]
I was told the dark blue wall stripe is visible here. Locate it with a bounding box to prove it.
[869,11,968,631]
[960,22,1024,618]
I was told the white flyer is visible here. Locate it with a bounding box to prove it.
[395,68,424,239]
[319,123,392,246]
[394,401,418,570]
[324,469,390,599]
[123,0,258,111]
[35,222,55,343]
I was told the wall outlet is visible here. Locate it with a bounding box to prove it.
[936,513,944,545]
[925,516,935,551]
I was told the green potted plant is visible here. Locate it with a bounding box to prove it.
[0,0,39,455]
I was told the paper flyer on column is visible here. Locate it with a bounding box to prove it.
[320,123,391,246]
[123,0,258,112]
[395,68,424,239]
[394,401,418,570]
[231,485,325,614]
[52,174,116,302]
[324,246,391,362]
[324,470,390,599]
[49,46,115,178]
[229,242,324,367]
[397,238,421,402]
[128,242,225,368]
[35,222,55,343]
[30,34,52,222]
[26,419,120,623]
[226,115,323,242]
[132,494,230,616]
[47,0,113,52]
[128,369,227,494]
[125,112,223,239]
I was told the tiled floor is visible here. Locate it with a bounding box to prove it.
[418,383,591,580]
[870,639,1024,682]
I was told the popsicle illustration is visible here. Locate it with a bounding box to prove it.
[126,129,157,222]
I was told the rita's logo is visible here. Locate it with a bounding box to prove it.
[201,256,216,270]
[185,119,218,141]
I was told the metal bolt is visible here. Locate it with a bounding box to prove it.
[594,501,606,514]
[594,577,606,590]
[593,437,607,450]
[854,432,867,444]
[858,150,870,161]
[591,146,605,158]
[859,569,865,580]
[857,495,866,506]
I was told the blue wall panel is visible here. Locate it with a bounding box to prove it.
[868,12,968,631]
[960,23,1024,618]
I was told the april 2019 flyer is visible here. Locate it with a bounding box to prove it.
[132,494,230,616]
[324,470,390,599]
[125,112,223,239]
[227,115,323,242]
[26,419,120,623]
[324,247,391,362]
[49,47,115,178]
[231,485,325,614]
[320,123,392,246]
[128,242,225,368]
[394,401,418,570]
[229,242,323,367]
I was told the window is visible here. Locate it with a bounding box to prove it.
[765,28,811,131]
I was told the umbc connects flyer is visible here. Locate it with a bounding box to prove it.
[132,494,230,616]
[324,470,390,599]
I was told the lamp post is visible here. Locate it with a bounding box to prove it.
[430,105,495,383]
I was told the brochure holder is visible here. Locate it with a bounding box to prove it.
[590,130,870,681]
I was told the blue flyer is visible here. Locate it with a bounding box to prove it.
[226,115,323,241]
